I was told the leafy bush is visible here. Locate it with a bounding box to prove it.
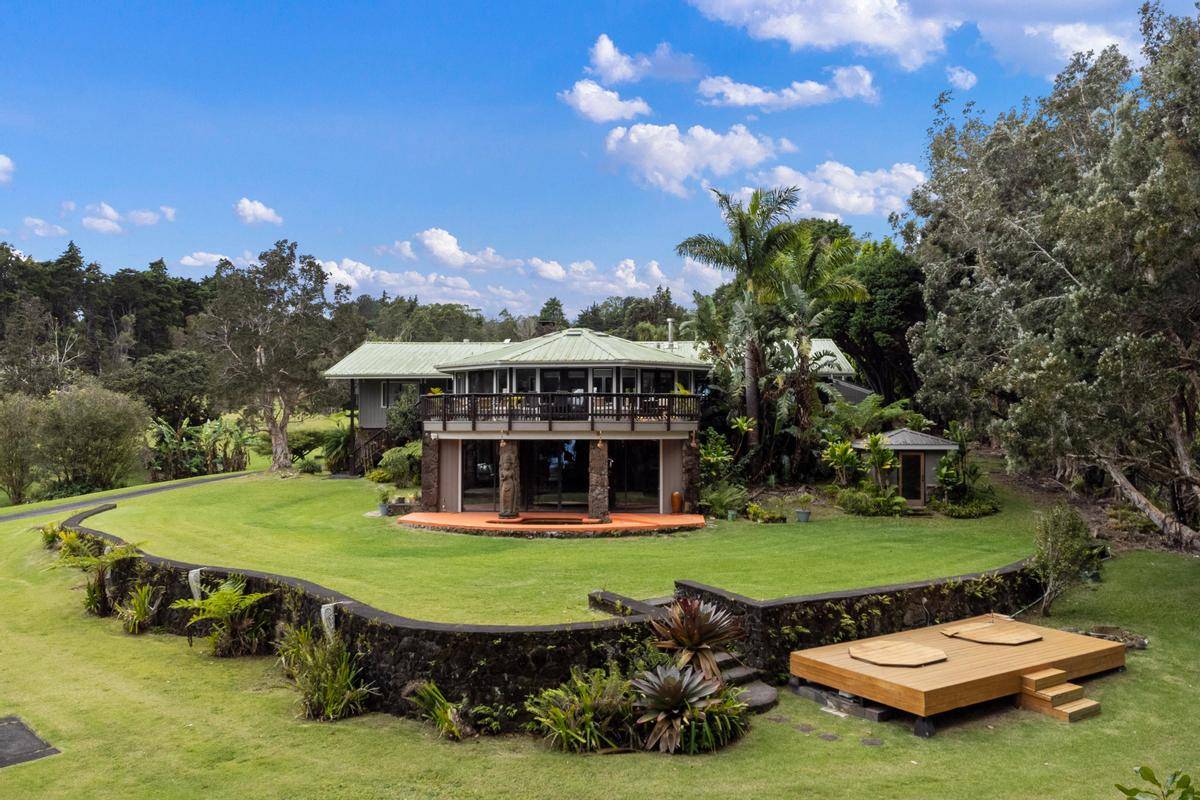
[37,522,62,549]
[469,704,521,735]
[385,384,422,443]
[294,456,322,475]
[276,624,376,721]
[40,383,151,494]
[407,682,472,740]
[650,598,743,682]
[0,392,44,505]
[525,666,639,752]
[820,439,859,488]
[1106,504,1158,536]
[930,495,1001,518]
[115,583,161,634]
[105,349,212,428]
[746,501,788,523]
[377,441,422,486]
[322,424,356,474]
[54,541,143,616]
[631,665,747,754]
[700,482,749,518]
[147,416,255,481]
[698,429,735,486]
[1116,766,1194,799]
[170,575,272,656]
[364,468,390,483]
[287,429,327,461]
[1030,504,1094,616]
[836,485,908,516]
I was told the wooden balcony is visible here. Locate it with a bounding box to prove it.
[420,392,700,434]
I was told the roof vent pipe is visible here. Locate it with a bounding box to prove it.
[666,318,675,347]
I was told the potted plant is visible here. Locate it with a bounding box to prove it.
[793,493,814,523]
[377,487,391,516]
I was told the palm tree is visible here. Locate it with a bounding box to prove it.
[676,187,801,447]
[772,228,867,322]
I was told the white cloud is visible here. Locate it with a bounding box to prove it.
[414,227,522,270]
[698,65,878,111]
[374,239,417,259]
[946,65,977,90]
[586,33,699,85]
[59,200,76,217]
[558,79,652,123]
[755,160,925,218]
[605,122,782,196]
[23,217,68,237]
[91,201,120,221]
[127,209,161,226]
[320,257,483,304]
[689,0,956,70]
[528,257,567,281]
[681,257,727,291]
[179,251,227,268]
[82,217,122,234]
[569,260,597,277]
[1022,21,1141,67]
[0,154,12,185]
[234,197,283,225]
[160,205,177,222]
[486,284,534,311]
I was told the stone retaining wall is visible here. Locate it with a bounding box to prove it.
[63,505,656,727]
[675,561,1041,680]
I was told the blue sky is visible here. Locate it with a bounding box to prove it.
[0,0,1185,316]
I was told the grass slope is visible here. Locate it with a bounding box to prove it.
[89,474,1036,623]
[1,509,1194,799]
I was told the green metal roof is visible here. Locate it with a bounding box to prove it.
[324,341,502,379]
[326,329,856,379]
[435,328,709,370]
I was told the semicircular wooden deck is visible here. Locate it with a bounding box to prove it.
[397,511,706,537]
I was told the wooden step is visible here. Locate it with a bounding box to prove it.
[1050,698,1101,722]
[1022,668,1067,691]
[1018,682,1085,714]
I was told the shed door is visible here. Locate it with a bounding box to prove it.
[899,452,924,504]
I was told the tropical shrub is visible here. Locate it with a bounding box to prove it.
[322,424,356,474]
[862,433,896,491]
[55,541,143,616]
[54,528,98,558]
[1116,766,1194,799]
[407,682,472,740]
[170,575,272,656]
[631,665,747,754]
[650,598,743,682]
[836,484,908,517]
[276,624,376,721]
[700,482,749,519]
[377,440,422,486]
[40,383,150,494]
[929,494,1001,518]
[385,384,422,443]
[469,704,521,735]
[115,583,161,634]
[286,429,326,461]
[525,666,639,752]
[37,522,62,549]
[698,429,735,487]
[295,456,322,475]
[365,468,391,483]
[147,416,254,481]
[1030,504,1094,616]
[820,439,859,487]
[0,392,44,505]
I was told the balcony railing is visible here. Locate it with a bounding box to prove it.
[420,392,700,430]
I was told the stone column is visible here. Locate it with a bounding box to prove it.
[682,434,700,514]
[420,433,440,512]
[588,439,610,522]
[498,439,520,518]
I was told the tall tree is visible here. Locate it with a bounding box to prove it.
[191,241,363,470]
[904,4,1200,548]
[676,187,802,447]
[536,297,568,334]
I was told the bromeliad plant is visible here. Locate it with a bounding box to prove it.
[631,664,747,754]
[115,583,161,634]
[525,666,639,753]
[650,598,743,682]
[170,575,272,656]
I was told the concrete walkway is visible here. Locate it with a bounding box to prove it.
[0,472,250,524]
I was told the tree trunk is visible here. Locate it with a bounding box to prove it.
[265,402,292,472]
[744,341,760,449]
[1168,396,1200,518]
[1103,458,1200,551]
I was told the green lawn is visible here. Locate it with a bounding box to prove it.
[83,474,1038,624]
[1,503,1194,799]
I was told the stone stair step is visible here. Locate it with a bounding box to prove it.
[1022,668,1067,691]
[720,665,758,686]
[640,596,677,607]
[1051,698,1101,722]
[715,651,737,668]
[737,680,779,714]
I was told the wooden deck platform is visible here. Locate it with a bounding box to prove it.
[397,511,705,537]
[790,615,1125,720]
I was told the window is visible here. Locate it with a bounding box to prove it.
[496,369,509,393]
[541,369,562,393]
[454,373,466,394]
[467,370,495,393]
[592,368,614,394]
[382,380,410,407]
[640,369,674,394]
[515,368,537,393]
[621,369,638,393]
